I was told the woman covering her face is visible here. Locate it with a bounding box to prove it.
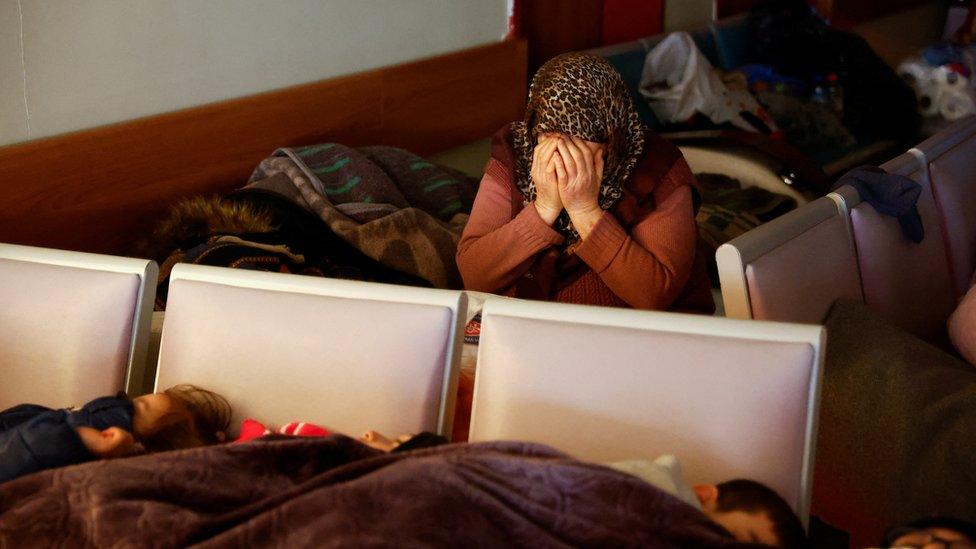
[456,53,713,312]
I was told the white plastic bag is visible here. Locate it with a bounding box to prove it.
[897,57,976,120]
[639,32,769,132]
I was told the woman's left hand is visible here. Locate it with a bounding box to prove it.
[553,136,604,216]
[553,136,605,239]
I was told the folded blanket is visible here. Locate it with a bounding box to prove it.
[694,173,797,284]
[245,144,479,289]
[814,300,976,546]
[0,437,757,548]
[697,173,797,224]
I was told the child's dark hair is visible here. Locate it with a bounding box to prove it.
[141,385,231,452]
[715,479,807,548]
[883,516,976,546]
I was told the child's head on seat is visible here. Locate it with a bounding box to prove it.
[133,384,231,452]
[694,479,806,548]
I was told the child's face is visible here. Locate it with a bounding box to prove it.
[702,507,777,546]
[695,484,779,546]
[888,526,975,548]
[131,393,185,440]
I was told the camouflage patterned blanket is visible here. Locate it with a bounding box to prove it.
[246,144,479,289]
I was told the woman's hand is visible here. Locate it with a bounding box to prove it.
[530,135,563,225]
[553,136,606,239]
[553,136,604,216]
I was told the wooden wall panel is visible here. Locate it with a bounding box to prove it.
[518,0,604,75]
[0,39,527,255]
[382,40,527,153]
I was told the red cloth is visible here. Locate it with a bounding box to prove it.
[456,131,713,313]
[601,0,664,46]
[234,418,331,443]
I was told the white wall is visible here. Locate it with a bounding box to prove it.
[0,0,509,147]
[0,1,28,145]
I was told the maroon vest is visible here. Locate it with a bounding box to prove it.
[488,125,687,300]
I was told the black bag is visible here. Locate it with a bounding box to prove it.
[748,0,919,140]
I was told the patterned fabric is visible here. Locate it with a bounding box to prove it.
[696,203,762,252]
[696,173,797,224]
[153,232,414,309]
[511,53,648,244]
[246,145,479,289]
[463,314,481,345]
[290,144,477,222]
[693,173,797,286]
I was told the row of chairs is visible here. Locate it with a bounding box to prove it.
[0,242,823,523]
[718,116,976,342]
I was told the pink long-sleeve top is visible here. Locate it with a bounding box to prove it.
[456,137,713,313]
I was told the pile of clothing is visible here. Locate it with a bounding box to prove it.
[639,0,918,156]
[139,144,479,308]
[898,43,976,122]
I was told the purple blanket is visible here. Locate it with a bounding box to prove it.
[0,437,759,548]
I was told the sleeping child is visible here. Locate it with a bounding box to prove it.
[252,423,806,548]
[0,384,230,484]
[362,432,806,547]
[608,456,807,548]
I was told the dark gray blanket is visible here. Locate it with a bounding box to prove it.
[813,300,976,546]
[0,437,758,548]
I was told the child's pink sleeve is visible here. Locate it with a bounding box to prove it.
[234,418,333,443]
[234,418,271,443]
[277,422,331,437]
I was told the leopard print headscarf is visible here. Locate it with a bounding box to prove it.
[512,52,647,244]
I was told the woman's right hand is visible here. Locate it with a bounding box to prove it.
[530,135,563,225]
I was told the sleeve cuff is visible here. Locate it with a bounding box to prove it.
[575,211,628,273]
[512,204,565,249]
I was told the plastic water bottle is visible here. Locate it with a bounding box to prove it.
[826,73,844,116]
[810,76,829,105]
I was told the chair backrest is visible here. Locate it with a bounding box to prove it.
[717,195,862,323]
[914,116,976,297]
[0,243,157,408]
[155,264,466,439]
[833,150,956,341]
[470,297,825,523]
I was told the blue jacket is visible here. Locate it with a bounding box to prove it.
[0,394,134,484]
